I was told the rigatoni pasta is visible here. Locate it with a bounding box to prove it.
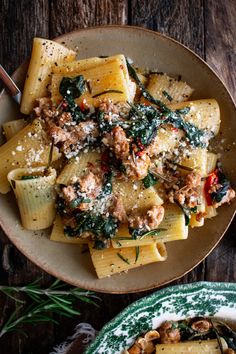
[126,317,233,354]
[1,37,235,279]
[7,167,56,230]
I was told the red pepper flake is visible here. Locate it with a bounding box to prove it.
[80,98,87,112]
[170,126,179,133]
[136,150,145,157]
[204,170,219,206]
[61,101,68,109]
[120,64,124,70]
[136,138,145,151]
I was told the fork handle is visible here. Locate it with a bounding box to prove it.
[0,64,22,104]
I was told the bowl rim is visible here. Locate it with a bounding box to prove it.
[0,25,236,293]
[86,281,236,353]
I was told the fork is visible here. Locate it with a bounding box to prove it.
[0,64,22,104]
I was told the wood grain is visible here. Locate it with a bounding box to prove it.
[50,0,128,38]
[0,0,235,353]
[205,0,236,101]
[130,0,204,56]
[204,0,236,281]
[0,0,49,74]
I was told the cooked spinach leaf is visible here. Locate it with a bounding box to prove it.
[65,212,118,242]
[59,75,87,123]
[166,109,208,148]
[143,171,158,188]
[175,202,197,226]
[127,104,163,145]
[69,197,91,210]
[59,75,86,99]
[97,171,113,199]
[211,169,231,203]
[126,60,170,113]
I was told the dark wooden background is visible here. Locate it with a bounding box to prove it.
[0,1,236,353]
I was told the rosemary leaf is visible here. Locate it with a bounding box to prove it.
[135,246,140,263]
[117,252,130,264]
[92,89,123,98]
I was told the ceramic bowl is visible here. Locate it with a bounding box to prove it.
[86,282,236,353]
[0,26,235,293]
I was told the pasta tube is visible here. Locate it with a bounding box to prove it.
[143,73,193,104]
[113,179,163,213]
[112,203,188,248]
[89,242,167,278]
[155,338,228,353]
[51,57,133,107]
[169,99,220,135]
[0,119,60,194]
[7,167,57,230]
[179,148,208,177]
[50,215,89,244]
[52,54,135,103]
[20,38,76,114]
[56,151,101,185]
[2,119,27,140]
[206,152,217,174]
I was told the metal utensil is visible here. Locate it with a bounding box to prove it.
[0,64,22,104]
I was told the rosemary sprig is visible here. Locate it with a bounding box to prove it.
[0,279,100,338]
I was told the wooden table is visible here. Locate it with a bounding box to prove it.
[0,1,236,353]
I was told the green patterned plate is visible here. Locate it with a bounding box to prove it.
[86,282,236,353]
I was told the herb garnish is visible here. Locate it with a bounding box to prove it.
[21,175,40,180]
[135,246,140,263]
[117,252,130,264]
[92,89,123,98]
[97,171,113,199]
[162,90,173,102]
[175,202,197,225]
[126,60,170,113]
[143,171,158,188]
[127,104,163,146]
[167,109,208,148]
[65,213,118,249]
[59,75,86,99]
[0,279,99,338]
[59,75,87,123]
[211,169,231,203]
[130,227,166,239]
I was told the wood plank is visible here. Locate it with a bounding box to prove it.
[129,0,204,56]
[204,0,236,281]
[50,0,128,38]
[205,0,236,100]
[0,0,49,74]
[0,1,53,352]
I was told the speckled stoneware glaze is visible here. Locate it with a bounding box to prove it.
[86,282,236,353]
[0,26,236,293]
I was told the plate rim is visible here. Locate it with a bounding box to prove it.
[0,25,236,294]
[86,281,236,353]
